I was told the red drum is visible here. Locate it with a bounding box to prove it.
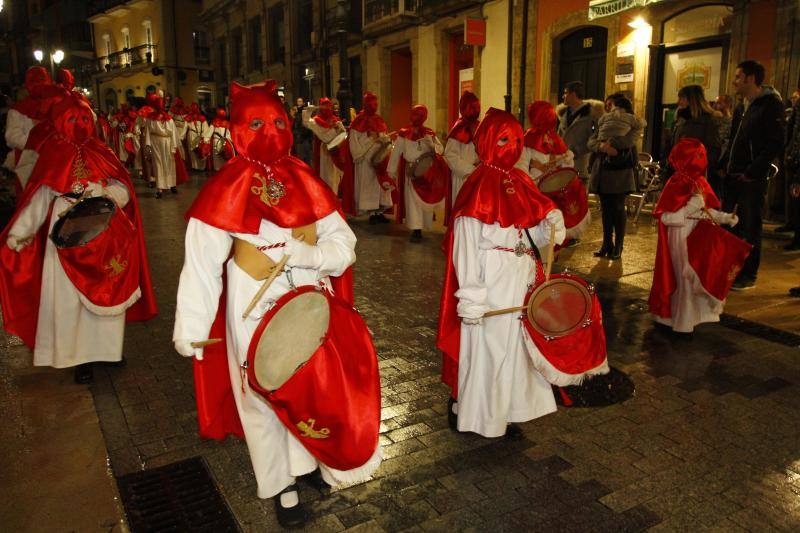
[538,167,589,235]
[409,154,448,205]
[687,219,752,301]
[51,196,141,313]
[520,273,608,386]
[246,285,381,471]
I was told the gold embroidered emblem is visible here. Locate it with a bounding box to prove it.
[296,418,330,439]
[566,202,580,216]
[251,172,285,206]
[503,177,515,195]
[104,255,128,276]
[727,265,741,283]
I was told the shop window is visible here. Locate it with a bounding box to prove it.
[269,4,285,64]
[663,5,734,45]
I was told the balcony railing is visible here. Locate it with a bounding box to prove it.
[363,0,420,27]
[98,44,157,73]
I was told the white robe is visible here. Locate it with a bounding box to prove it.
[4,108,39,188]
[172,114,188,161]
[205,124,232,171]
[173,213,381,499]
[452,212,566,437]
[144,118,179,189]
[654,204,727,333]
[186,121,210,171]
[7,182,133,368]
[306,119,344,193]
[348,129,393,212]
[132,119,143,172]
[388,135,444,231]
[443,138,478,206]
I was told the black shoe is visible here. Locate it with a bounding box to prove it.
[74,363,93,384]
[610,242,623,260]
[447,398,459,432]
[170,186,178,194]
[566,238,580,248]
[504,423,524,440]
[368,214,378,225]
[789,287,800,297]
[155,191,162,199]
[377,214,390,224]
[730,278,755,291]
[273,485,307,529]
[301,469,329,492]
[410,229,422,243]
[593,246,611,258]
[147,181,155,188]
[784,241,800,252]
[774,225,793,233]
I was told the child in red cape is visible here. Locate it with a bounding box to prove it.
[648,138,741,333]
[444,91,481,205]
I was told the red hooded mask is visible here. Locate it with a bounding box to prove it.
[212,107,229,128]
[350,92,387,133]
[184,80,353,440]
[12,67,54,119]
[0,94,158,349]
[313,97,339,129]
[56,68,75,91]
[447,91,481,144]
[170,97,188,116]
[398,104,435,141]
[437,109,557,395]
[524,101,568,155]
[186,102,206,123]
[148,95,172,122]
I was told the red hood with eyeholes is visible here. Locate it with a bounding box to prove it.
[447,91,481,144]
[186,80,340,232]
[211,107,229,128]
[147,95,172,122]
[313,97,340,129]
[350,92,387,133]
[436,109,558,395]
[0,93,158,350]
[170,97,188,116]
[12,66,55,120]
[397,104,435,141]
[524,101,568,155]
[186,102,206,123]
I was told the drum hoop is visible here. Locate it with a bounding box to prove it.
[526,277,592,337]
[538,167,579,193]
[246,285,333,397]
[51,196,117,249]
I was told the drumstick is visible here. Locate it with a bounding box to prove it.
[483,305,526,318]
[545,223,556,282]
[240,234,305,320]
[191,338,222,348]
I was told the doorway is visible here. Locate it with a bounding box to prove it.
[558,26,608,101]
[448,33,474,128]
[104,88,118,112]
[390,47,412,131]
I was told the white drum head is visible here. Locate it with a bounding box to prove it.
[253,291,330,391]
[412,153,435,177]
[538,168,578,193]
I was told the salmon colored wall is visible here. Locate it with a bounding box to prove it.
[534,0,590,102]
[745,0,776,81]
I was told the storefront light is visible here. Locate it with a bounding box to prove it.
[628,17,652,48]
[628,17,648,30]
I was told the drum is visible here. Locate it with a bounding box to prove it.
[371,139,392,166]
[51,196,116,249]
[537,167,579,193]
[246,285,380,471]
[50,195,141,313]
[520,273,608,386]
[327,131,347,152]
[408,152,435,178]
[687,219,752,301]
[538,167,588,237]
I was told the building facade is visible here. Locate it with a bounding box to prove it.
[89,0,211,112]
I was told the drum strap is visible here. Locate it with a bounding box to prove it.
[524,228,544,263]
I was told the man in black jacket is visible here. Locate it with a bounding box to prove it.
[720,60,786,290]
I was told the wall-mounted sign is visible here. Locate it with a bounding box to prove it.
[465,18,486,47]
[615,42,635,83]
[663,5,733,44]
[588,0,665,20]
[662,46,724,104]
[459,68,474,95]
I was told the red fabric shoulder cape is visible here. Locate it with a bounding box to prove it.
[185,154,356,439]
[447,118,479,145]
[648,174,720,319]
[397,125,435,141]
[350,112,387,134]
[0,130,158,348]
[436,165,556,396]
[523,129,568,155]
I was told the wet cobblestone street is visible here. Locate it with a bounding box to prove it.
[7,174,800,532]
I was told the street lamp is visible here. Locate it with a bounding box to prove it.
[52,49,65,65]
[33,49,44,63]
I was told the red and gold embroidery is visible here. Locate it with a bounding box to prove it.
[104,255,128,277]
[296,418,330,439]
[251,172,285,206]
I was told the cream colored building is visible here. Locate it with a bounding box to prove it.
[89,0,213,112]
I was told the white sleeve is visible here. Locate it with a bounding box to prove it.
[8,185,56,239]
[104,179,131,209]
[387,137,404,179]
[444,139,478,178]
[514,146,534,175]
[348,129,375,161]
[144,121,152,147]
[5,109,35,151]
[530,209,567,249]
[315,211,357,278]
[433,135,444,155]
[560,149,575,169]
[173,219,233,342]
[452,217,489,319]
[659,205,689,227]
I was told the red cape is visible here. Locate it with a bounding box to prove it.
[0,130,158,348]
[350,111,387,134]
[185,154,355,439]
[436,164,557,395]
[447,117,479,144]
[648,173,720,319]
[523,129,568,155]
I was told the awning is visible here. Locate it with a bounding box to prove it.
[588,0,664,20]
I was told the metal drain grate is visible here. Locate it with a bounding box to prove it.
[719,314,800,348]
[117,457,239,533]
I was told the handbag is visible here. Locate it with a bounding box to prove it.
[601,147,636,171]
